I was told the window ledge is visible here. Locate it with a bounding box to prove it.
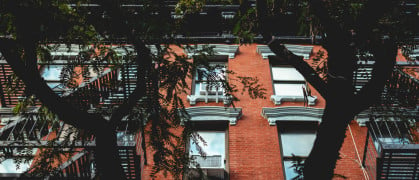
[270,95,317,105]
[262,107,324,125]
[187,95,232,105]
[181,106,242,125]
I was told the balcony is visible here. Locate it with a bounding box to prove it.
[0,107,142,179]
[362,111,419,179]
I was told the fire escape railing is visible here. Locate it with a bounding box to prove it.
[383,68,419,108]
[0,108,142,179]
[363,117,419,180]
[0,56,141,179]
[355,55,419,179]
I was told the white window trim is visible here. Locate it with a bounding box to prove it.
[270,66,317,105]
[188,63,231,105]
[180,106,242,126]
[261,107,324,126]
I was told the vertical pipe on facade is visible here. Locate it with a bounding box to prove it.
[349,125,370,180]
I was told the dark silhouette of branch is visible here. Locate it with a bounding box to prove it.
[0,38,107,131]
[92,0,154,128]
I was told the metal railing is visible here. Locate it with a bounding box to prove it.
[363,116,419,179]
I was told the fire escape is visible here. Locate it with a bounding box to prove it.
[353,52,419,179]
[0,46,143,179]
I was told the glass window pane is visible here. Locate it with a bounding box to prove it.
[281,133,316,156]
[274,83,305,97]
[190,131,225,168]
[272,67,305,81]
[47,82,62,89]
[41,65,64,81]
[0,159,32,173]
[284,160,303,180]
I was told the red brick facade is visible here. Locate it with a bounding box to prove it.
[142,44,368,180]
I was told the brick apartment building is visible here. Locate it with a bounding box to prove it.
[0,1,418,180]
[141,44,418,180]
[0,42,417,179]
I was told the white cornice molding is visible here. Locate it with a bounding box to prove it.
[181,106,242,125]
[261,106,324,125]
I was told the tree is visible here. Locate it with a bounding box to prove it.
[0,0,265,179]
[260,0,416,179]
[0,0,415,179]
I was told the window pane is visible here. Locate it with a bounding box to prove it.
[195,66,225,81]
[0,159,32,173]
[274,83,305,97]
[281,132,316,156]
[283,160,303,180]
[47,82,62,89]
[272,67,305,81]
[41,65,64,81]
[190,131,225,168]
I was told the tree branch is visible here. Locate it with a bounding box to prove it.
[268,39,328,98]
[93,0,154,127]
[0,38,107,131]
[352,38,397,115]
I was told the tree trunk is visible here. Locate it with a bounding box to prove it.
[303,78,355,179]
[94,123,125,180]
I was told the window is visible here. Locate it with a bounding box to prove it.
[41,65,66,92]
[186,121,228,180]
[194,64,225,96]
[277,121,318,180]
[188,61,230,105]
[270,66,317,105]
[0,159,33,174]
[190,131,226,169]
[49,44,81,61]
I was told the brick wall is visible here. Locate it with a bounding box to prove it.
[141,44,368,180]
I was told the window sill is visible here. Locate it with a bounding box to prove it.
[270,95,317,106]
[187,95,232,105]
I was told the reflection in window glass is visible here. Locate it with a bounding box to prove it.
[283,160,303,180]
[193,64,226,95]
[190,131,225,168]
[281,133,316,157]
[47,82,62,89]
[278,122,318,180]
[0,159,32,173]
[41,65,64,81]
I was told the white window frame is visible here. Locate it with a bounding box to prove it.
[277,121,318,180]
[188,63,231,105]
[270,66,317,105]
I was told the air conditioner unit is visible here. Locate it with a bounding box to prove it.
[199,83,224,95]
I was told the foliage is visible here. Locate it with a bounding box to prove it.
[0,1,269,179]
[311,50,328,81]
[233,6,257,43]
